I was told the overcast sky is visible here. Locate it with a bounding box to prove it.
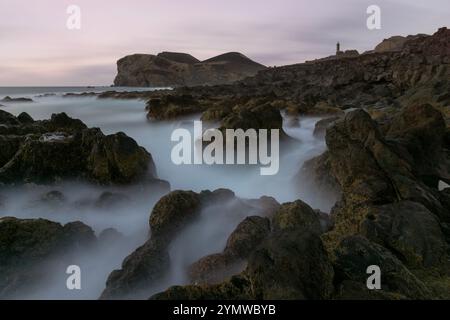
[0,0,449,86]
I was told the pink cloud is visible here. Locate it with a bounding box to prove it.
[0,0,448,85]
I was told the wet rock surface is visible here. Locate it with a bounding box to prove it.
[100,189,279,299]
[148,93,450,301]
[0,111,162,186]
[1,27,449,301]
[141,28,449,126]
[0,217,96,298]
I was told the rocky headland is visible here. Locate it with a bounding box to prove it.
[113,51,266,87]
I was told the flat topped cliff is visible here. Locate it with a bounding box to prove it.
[114,51,266,87]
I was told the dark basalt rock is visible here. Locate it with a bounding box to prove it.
[188,216,271,284]
[333,236,432,299]
[100,189,279,299]
[322,107,450,268]
[149,190,201,242]
[313,116,341,138]
[386,103,450,187]
[98,190,204,299]
[0,109,20,125]
[151,275,254,300]
[17,112,34,124]
[101,238,170,299]
[245,229,334,300]
[1,96,33,103]
[0,217,96,298]
[151,198,334,300]
[109,27,449,301]
[271,199,323,234]
[142,27,449,124]
[152,228,334,300]
[361,201,448,268]
[0,111,162,186]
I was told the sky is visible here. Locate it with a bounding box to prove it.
[0,0,449,86]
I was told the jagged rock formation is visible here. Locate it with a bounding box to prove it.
[374,34,427,52]
[0,110,165,186]
[113,52,266,87]
[150,199,334,300]
[0,96,33,103]
[113,28,450,300]
[147,104,450,300]
[143,27,450,124]
[100,189,279,299]
[0,217,96,298]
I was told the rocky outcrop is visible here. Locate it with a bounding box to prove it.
[333,236,432,299]
[151,200,334,300]
[374,34,427,53]
[152,229,335,300]
[143,27,450,123]
[0,111,164,186]
[271,200,323,234]
[1,96,33,103]
[187,200,331,286]
[150,102,450,300]
[0,217,96,298]
[188,216,271,284]
[100,189,279,299]
[316,105,450,298]
[113,52,266,87]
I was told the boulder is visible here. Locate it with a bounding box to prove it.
[0,111,161,185]
[101,238,169,299]
[188,216,270,284]
[361,201,448,267]
[313,116,340,138]
[149,190,201,242]
[333,236,431,299]
[244,229,334,299]
[271,200,322,234]
[219,100,283,131]
[146,94,206,120]
[17,112,34,124]
[101,189,278,299]
[0,217,95,298]
[0,109,20,125]
[224,216,271,258]
[386,104,450,186]
[153,229,335,300]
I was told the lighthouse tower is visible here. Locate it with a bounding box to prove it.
[336,42,342,55]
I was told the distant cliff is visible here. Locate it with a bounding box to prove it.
[113,51,266,87]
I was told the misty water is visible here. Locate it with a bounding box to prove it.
[0,87,331,299]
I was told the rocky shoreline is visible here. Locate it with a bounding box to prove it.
[0,27,449,300]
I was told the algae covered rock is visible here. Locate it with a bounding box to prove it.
[0,111,160,185]
[333,236,432,299]
[0,217,96,298]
